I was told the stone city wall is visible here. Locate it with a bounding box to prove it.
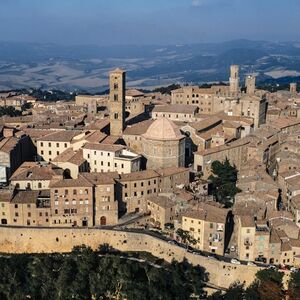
[0,226,259,289]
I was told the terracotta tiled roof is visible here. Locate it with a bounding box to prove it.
[123,119,154,136]
[83,143,124,152]
[50,174,93,188]
[10,162,63,181]
[146,195,175,209]
[183,203,228,223]
[119,170,159,182]
[52,148,85,166]
[37,130,82,142]
[81,172,119,185]
[152,104,198,114]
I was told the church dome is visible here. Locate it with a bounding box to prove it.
[142,117,184,141]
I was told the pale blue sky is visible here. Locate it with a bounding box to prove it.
[0,0,299,45]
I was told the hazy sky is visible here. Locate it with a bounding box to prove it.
[0,0,300,45]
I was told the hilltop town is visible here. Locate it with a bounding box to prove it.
[1,64,300,276]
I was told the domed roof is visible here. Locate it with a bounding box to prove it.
[142,117,184,141]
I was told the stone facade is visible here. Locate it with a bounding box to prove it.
[0,226,262,289]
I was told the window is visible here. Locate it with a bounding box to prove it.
[210,223,213,229]
[15,212,19,217]
[114,94,118,101]
[41,142,43,147]
[27,204,31,208]
[64,143,67,148]
[114,113,118,119]
[48,142,51,147]
[55,209,58,214]
[28,212,31,217]
[56,143,59,147]
[38,182,42,189]
[41,150,44,155]
[15,204,18,209]
[57,151,59,155]
[114,83,118,89]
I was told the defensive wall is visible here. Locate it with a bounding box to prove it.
[0,226,259,289]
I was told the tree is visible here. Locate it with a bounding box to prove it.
[176,228,197,249]
[288,269,300,299]
[208,158,241,207]
[250,269,284,300]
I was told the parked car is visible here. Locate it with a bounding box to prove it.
[168,240,175,245]
[231,259,241,265]
[267,265,277,270]
[290,267,298,272]
[207,255,218,261]
[255,257,267,263]
[247,261,256,266]
[230,245,236,252]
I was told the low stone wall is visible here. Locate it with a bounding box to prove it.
[0,226,259,289]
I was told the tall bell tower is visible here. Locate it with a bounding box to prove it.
[109,68,126,136]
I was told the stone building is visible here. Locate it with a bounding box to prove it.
[142,117,186,169]
[52,148,88,179]
[181,203,230,255]
[50,175,94,227]
[10,161,63,190]
[37,130,88,162]
[8,190,51,227]
[151,104,199,123]
[109,68,126,136]
[171,65,267,129]
[82,143,140,174]
[117,170,159,214]
[0,133,35,183]
[146,195,176,228]
[80,172,119,226]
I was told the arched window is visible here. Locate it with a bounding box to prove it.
[100,216,106,226]
[38,182,42,189]
[114,113,118,120]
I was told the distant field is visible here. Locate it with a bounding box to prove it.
[1,40,300,92]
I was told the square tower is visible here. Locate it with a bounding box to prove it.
[245,75,256,95]
[109,68,126,136]
[229,65,239,94]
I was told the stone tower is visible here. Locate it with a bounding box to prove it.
[290,83,297,94]
[245,75,256,94]
[109,68,126,136]
[229,65,239,94]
